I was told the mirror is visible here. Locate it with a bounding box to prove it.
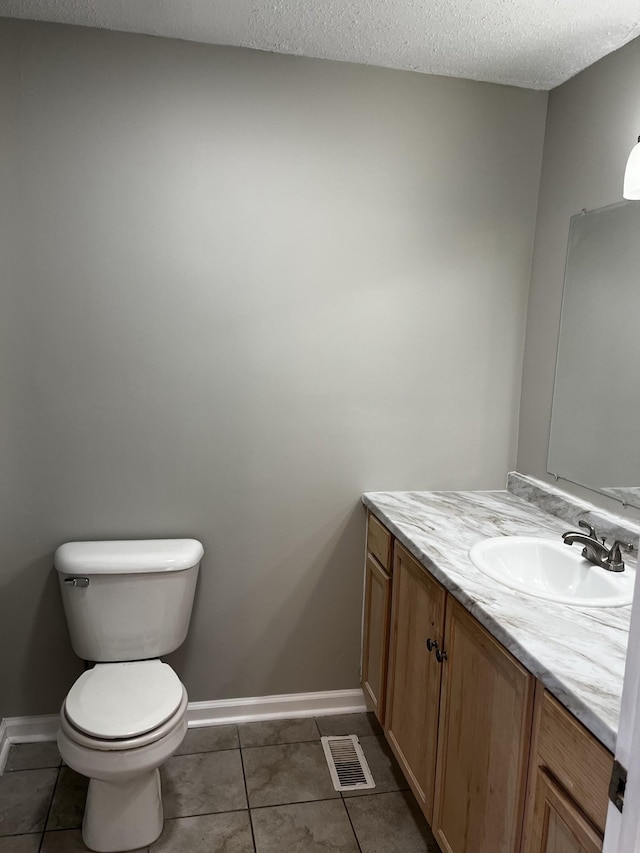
[547,200,640,508]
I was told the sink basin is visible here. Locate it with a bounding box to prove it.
[468,536,634,607]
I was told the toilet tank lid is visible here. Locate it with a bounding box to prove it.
[54,539,204,575]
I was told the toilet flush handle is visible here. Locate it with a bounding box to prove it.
[63,577,90,587]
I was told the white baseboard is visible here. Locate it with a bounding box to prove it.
[1,714,60,743]
[0,688,367,773]
[0,714,60,774]
[186,688,367,727]
[0,719,8,777]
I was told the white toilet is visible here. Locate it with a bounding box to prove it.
[54,538,203,853]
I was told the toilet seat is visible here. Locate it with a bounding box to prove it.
[61,686,188,752]
[64,660,185,745]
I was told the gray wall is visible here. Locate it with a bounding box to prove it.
[1,19,547,716]
[517,36,640,519]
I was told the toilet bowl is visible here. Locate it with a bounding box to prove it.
[57,660,188,852]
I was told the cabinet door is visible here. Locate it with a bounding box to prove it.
[535,690,612,834]
[361,552,392,723]
[531,770,602,853]
[385,543,446,823]
[432,599,534,853]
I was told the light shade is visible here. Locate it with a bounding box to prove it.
[623,136,640,199]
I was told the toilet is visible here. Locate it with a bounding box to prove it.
[54,538,203,853]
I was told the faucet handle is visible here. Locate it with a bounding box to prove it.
[611,540,634,555]
[578,520,600,541]
[607,541,632,572]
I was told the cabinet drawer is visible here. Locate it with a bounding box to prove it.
[537,691,613,834]
[367,513,391,571]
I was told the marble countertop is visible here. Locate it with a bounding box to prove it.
[362,487,635,753]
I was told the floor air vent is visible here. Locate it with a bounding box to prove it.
[321,735,376,792]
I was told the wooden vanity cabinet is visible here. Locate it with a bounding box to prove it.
[361,513,393,723]
[370,524,535,847]
[522,686,614,853]
[432,599,534,853]
[384,542,446,822]
[362,513,614,853]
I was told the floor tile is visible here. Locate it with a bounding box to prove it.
[174,725,239,756]
[0,836,41,853]
[5,742,61,772]
[12,714,427,853]
[243,741,339,808]
[151,813,253,853]
[316,713,382,739]
[345,791,439,853]
[238,717,319,748]
[342,735,408,798]
[41,829,148,852]
[161,751,246,819]
[46,768,88,831]
[252,799,359,853]
[0,767,58,836]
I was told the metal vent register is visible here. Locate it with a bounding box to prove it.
[321,735,375,792]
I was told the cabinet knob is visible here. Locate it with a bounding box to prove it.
[435,649,448,663]
[426,638,438,652]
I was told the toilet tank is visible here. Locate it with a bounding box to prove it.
[54,539,203,662]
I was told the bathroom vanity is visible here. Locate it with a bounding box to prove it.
[361,476,638,853]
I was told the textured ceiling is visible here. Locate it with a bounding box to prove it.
[2,0,640,90]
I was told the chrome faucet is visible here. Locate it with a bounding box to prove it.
[562,520,632,573]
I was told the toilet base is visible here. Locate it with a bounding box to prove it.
[83,768,163,853]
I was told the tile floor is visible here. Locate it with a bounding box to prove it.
[0,713,440,852]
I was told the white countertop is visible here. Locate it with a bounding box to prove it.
[362,487,636,753]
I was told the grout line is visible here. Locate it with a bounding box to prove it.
[37,764,60,853]
[341,796,364,853]
[174,745,240,757]
[238,746,258,853]
[249,796,342,811]
[239,736,323,750]
[246,808,258,853]
[156,796,370,821]
[163,806,252,822]
[311,717,322,738]
[40,826,86,833]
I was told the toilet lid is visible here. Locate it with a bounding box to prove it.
[65,660,184,739]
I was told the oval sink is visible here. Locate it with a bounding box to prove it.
[468,536,634,607]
